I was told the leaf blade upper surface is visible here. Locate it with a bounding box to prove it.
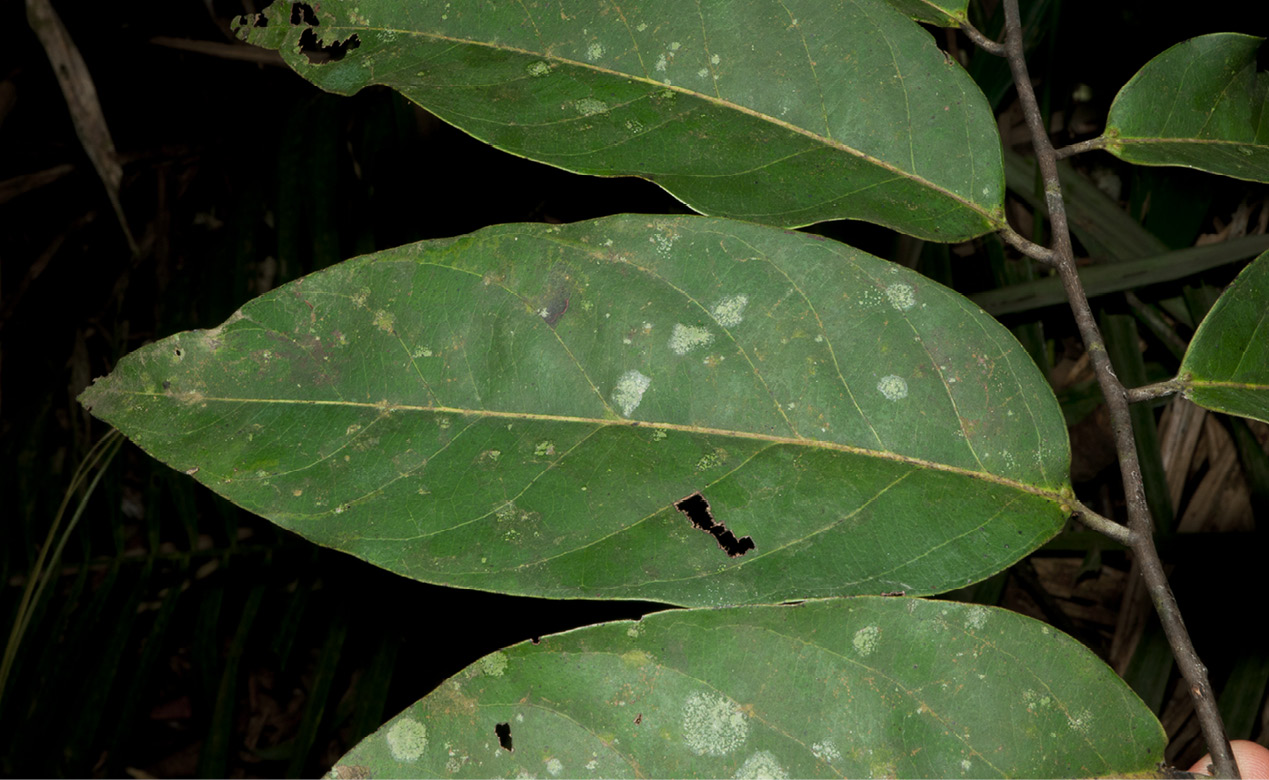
[80,216,1071,606]
[236,0,1005,239]
[1180,250,1269,423]
[333,599,1165,779]
[1104,33,1269,182]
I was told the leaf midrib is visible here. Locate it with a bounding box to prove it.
[106,389,1070,499]
[1111,135,1268,147]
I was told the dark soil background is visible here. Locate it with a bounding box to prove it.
[3,0,1268,777]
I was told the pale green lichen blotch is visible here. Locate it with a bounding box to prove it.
[681,691,748,756]
[385,718,428,762]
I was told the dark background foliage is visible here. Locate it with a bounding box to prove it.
[2,0,1267,776]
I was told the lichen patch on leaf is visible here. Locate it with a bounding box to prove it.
[877,375,908,401]
[964,605,990,630]
[386,717,428,762]
[811,739,841,763]
[886,283,916,311]
[709,293,749,327]
[681,691,748,756]
[612,370,651,417]
[853,625,880,656]
[734,750,789,779]
[669,323,714,355]
[573,98,609,116]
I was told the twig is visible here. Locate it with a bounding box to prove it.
[1055,137,1108,160]
[1070,500,1137,546]
[960,20,1006,56]
[1125,378,1185,405]
[999,2,1238,776]
[998,225,1058,265]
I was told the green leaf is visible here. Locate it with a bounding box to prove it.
[883,0,968,26]
[330,599,1166,779]
[79,216,1071,607]
[1179,250,1269,423]
[1104,33,1269,183]
[234,0,1004,240]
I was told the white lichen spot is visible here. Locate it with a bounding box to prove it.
[651,429,667,441]
[734,750,789,779]
[682,691,748,756]
[573,98,609,116]
[373,309,395,333]
[411,346,434,358]
[964,605,989,630]
[626,622,643,637]
[346,423,361,436]
[669,323,714,355]
[710,53,721,65]
[537,307,551,319]
[526,60,551,77]
[961,759,972,771]
[886,282,916,311]
[710,293,749,327]
[585,759,599,770]
[386,718,428,762]
[478,651,508,677]
[655,53,668,71]
[612,369,652,417]
[650,229,678,256]
[1067,708,1093,733]
[877,375,908,401]
[814,334,824,342]
[811,739,841,763]
[625,118,644,133]
[534,440,556,457]
[853,625,881,656]
[669,41,681,51]
[516,713,525,722]
[546,757,563,776]
[636,22,647,32]
[586,42,604,61]
[697,67,709,78]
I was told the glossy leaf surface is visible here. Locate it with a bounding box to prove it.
[1104,33,1269,182]
[80,216,1071,607]
[235,0,1004,240]
[332,599,1165,779]
[1180,250,1269,423]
